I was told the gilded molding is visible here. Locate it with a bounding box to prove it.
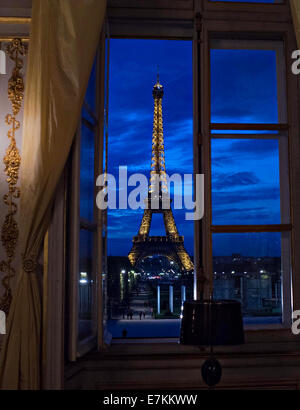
[23,257,37,274]
[0,38,27,315]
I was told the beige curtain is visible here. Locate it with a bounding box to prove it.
[291,0,300,48]
[0,0,106,389]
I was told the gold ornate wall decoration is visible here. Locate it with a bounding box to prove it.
[0,38,27,315]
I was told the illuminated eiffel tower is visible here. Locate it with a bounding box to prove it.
[128,75,194,272]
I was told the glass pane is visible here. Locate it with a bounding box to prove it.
[82,106,96,127]
[80,123,95,221]
[212,232,284,323]
[78,229,94,341]
[211,138,281,225]
[211,48,279,123]
[106,39,193,338]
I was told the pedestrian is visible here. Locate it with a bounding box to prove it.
[130,310,133,320]
[139,311,142,320]
[127,310,130,319]
[143,311,146,319]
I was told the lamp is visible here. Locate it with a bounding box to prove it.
[180,299,244,387]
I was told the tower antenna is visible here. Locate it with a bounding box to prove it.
[156,64,159,83]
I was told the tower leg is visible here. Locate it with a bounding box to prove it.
[181,285,186,304]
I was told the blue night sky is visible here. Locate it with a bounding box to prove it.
[107,40,194,257]
[211,0,280,2]
[82,39,283,258]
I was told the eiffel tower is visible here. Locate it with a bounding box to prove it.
[128,74,194,272]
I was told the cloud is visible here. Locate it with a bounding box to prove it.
[99,40,282,257]
[212,206,279,225]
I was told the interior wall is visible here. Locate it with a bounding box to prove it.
[0,5,31,357]
[0,45,27,344]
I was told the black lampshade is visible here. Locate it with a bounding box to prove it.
[180,299,244,346]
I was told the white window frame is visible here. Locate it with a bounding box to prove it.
[200,0,300,342]
[63,0,300,357]
[67,40,107,360]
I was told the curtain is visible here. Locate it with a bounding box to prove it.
[0,0,106,389]
[291,0,300,48]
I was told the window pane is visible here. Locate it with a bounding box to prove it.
[80,123,95,221]
[84,59,96,113]
[210,0,282,3]
[212,232,287,324]
[211,138,281,225]
[78,229,94,341]
[103,36,109,177]
[82,106,96,127]
[211,48,279,123]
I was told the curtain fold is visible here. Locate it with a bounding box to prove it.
[0,0,106,389]
[291,0,300,48]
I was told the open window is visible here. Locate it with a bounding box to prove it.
[209,39,292,327]
[67,51,105,359]
[63,0,299,358]
[106,39,194,338]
